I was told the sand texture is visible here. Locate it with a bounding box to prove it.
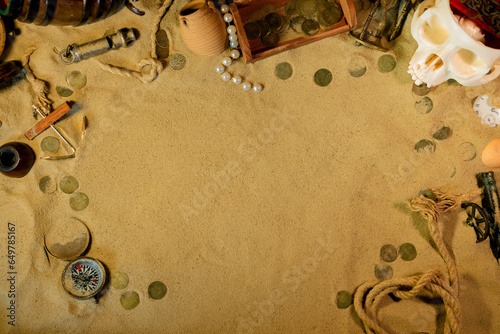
[0,0,500,332]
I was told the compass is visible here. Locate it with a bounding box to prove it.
[62,257,106,301]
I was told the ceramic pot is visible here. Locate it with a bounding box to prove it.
[0,142,35,178]
[179,0,227,57]
[0,0,125,26]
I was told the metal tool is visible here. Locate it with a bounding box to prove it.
[59,28,137,64]
[462,171,500,263]
[61,257,106,303]
[32,105,76,160]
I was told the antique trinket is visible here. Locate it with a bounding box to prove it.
[462,172,500,262]
[61,257,106,303]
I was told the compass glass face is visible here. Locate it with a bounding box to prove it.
[62,258,105,299]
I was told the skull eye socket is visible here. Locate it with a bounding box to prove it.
[420,14,449,45]
[452,49,486,75]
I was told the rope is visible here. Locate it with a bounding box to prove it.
[353,188,481,334]
[98,0,174,83]
[22,45,53,114]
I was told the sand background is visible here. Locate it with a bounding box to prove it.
[0,0,499,332]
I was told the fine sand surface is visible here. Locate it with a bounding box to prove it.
[1,0,499,332]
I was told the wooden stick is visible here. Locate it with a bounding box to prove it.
[25,102,72,140]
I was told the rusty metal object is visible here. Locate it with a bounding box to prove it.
[59,28,137,64]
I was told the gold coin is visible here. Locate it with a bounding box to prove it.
[111,272,129,290]
[301,18,320,35]
[56,86,73,97]
[60,175,79,194]
[275,62,293,80]
[314,68,332,87]
[39,176,57,194]
[41,136,60,153]
[261,31,280,48]
[414,139,435,154]
[380,244,398,263]
[244,22,261,40]
[148,281,167,300]
[120,291,139,310]
[374,264,393,280]
[336,290,352,309]
[67,71,87,90]
[414,96,433,114]
[377,54,396,73]
[170,53,186,71]
[399,243,417,261]
[70,192,89,211]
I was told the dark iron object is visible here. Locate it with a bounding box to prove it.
[462,171,500,263]
[0,142,35,178]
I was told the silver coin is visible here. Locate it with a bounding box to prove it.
[380,244,398,263]
[414,139,435,154]
[170,53,186,71]
[374,264,393,280]
[377,54,396,73]
[414,97,433,114]
[56,86,73,97]
[432,126,451,140]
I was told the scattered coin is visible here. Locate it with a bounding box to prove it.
[256,20,270,37]
[39,176,57,194]
[336,290,352,309]
[111,272,129,290]
[261,31,280,48]
[412,82,430,96]
[70,192,89,211]
[56,86,73,97]
[285,1,297,17]
[380,244,398,263]
[348,56,367,77]
[67,71,87,90]
[302,18,320,35]
[60,175,79,194]
[120,291,140,310]
[148,281,168,300]
[415,97,433,114]
[414,139,435,154]
[314,68,332,87]
[432,126,451,140]
[170,53,186,71]
[275,62,293,80]
[318,7,340,27]
[41,136,60,153]
[155,29,170,59]
[377,54,397,73]
[300,0,319,16]
[374,263,393,280]
[291,15,306,33]
[244,22,261,40]
[458,142,476,161]
[399,243,417,261]
[265,13,282,32]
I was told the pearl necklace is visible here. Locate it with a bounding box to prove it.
[215,2,263,93]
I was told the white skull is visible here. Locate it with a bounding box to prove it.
[408,0,500,87]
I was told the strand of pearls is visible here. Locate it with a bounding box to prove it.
[215,2,263,93]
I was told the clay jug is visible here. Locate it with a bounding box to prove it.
[179,0,227,57]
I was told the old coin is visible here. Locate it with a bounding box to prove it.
[399,243,417,261]
[148,281,168,300]
[300,0,319,16]
[414,139,435,154]
[41,136,60,153]
[291,15,306,33]
[111,272,129,290]
[56,86,73,97]
[374,264,393,280]
[261,31,280,48]
[265,13,283,32]
[380,244,398,263]
[170,53,186,71]
[275,62,293,80]
[458,142,476,161]
[70,192,89,211]
[302,18,320,35]
[256,20,270,37]
[412,82,430,96]
[348,55,367,77]
[67,71,87,90]
[318,7,340,27]
[39,176,57,194]
[415,96,433,114]
[244,22,261,40]
[432,126,451,140]
[120,291,140,310]
[155,29,170,59]
[336,290,352,309]
[314,68,332,87]
[60,175,79,194]
[377,54,397,73]
[285,0,297,17]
